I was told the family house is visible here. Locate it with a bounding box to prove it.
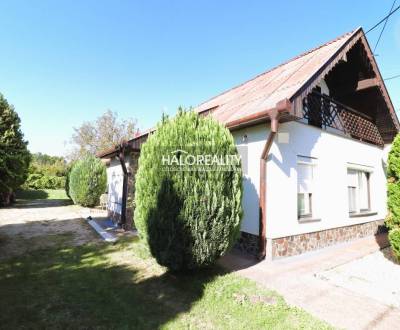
[98,27,399,260]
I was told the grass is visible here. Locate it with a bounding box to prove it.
[15,189,69,201]
[0,236,332,329]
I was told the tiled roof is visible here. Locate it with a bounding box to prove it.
[195,29,359,125]
[99,26,400,158]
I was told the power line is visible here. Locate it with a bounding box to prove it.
[373,0,397,52]
[366,4,400,34]
[384,73,400,81]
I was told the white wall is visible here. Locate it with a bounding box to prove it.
[232,124,270,235]
[267,121,387,238]
[106,157,130,215]
[232,121,388,239]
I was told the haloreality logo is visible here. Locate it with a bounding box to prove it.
[160,147,245,172]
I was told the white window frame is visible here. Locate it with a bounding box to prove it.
[347,165,372,215]
[297,156,317,220]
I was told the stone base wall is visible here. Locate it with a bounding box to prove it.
[271,219,386,259]
[234,232,259,256]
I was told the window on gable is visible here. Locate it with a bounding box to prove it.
[297,157,315,219]
[347,169,370,214]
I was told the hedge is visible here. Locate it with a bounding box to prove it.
[23,173,66,190]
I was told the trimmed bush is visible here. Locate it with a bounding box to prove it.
[69,155,106,207]
[134,110,243,271]
[388,229,400,261]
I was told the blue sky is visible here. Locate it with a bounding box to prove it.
[0,1,399,156]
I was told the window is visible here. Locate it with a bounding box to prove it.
[297,157,315,219]
[347,169,370,214]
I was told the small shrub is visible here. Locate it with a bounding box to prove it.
[23,173,43,189]
[134,110,243,271]
[23,173,66,190]
[69,155,106,207]
[388,229,400,261]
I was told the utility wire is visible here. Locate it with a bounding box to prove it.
[366,3,400,82]
[384,73,400,81]
[366,4,400,34]
[373,0,397,52]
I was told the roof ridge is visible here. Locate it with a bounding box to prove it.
[196,28,359,111]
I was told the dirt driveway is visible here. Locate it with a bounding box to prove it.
[0,199,103,260]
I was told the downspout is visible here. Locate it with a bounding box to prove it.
[258,99,291,260]
[117,142,129,229]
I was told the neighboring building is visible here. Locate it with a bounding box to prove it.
[98,27,399,259]
[98,136,147,230]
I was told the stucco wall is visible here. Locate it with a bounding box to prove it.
[232,124,270,235]
[232,121,388,239]
[106,157,131,215]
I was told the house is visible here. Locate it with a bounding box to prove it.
[97,27,399,260]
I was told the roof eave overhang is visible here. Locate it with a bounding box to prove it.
[226,99,292,130]
[288,27,400,132]
[97,144,141,159]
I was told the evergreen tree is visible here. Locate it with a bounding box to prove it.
[0,94,31,205]
[386,133,400,260]
[134,110,243,271]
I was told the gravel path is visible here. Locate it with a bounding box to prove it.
[0,199,105,260]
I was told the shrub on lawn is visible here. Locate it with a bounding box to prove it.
[69,155,106,207]
[134,110,243,271]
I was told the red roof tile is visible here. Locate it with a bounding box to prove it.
[99,27,400,158]
[195,29,359,124]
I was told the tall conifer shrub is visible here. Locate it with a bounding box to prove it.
[134,110,243,271]
[0,94,31,205]
[387,134,400,260]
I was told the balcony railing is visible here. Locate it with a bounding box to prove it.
[302,92,384,147]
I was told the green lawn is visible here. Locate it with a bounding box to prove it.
[0,236,331,329]
[15,189,69,201]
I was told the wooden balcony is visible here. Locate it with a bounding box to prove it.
[302,92,384,147]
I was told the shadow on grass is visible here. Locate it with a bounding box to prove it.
[0,240,219,329]
[10,199,73,209]
[0,214,332,329]
[15,189,49,200]
[7,190,72,209]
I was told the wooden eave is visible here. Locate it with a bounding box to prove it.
[290,27,400,133]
